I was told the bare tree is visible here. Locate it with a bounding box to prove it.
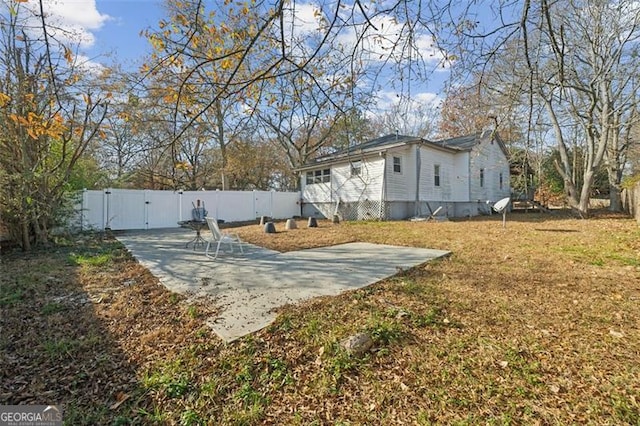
[524,1,640,214]
[449,1,640,215]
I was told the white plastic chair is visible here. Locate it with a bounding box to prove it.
[204,217,244,260]
[426,205,443,221]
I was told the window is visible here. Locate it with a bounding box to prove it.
[480,168,485,187]
[393,156,402,173]
[351,161,362,177]
[499,172,503,189]
[306,169,330,185]
[434,164,440,187]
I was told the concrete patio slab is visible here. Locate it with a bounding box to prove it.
[116,228,450,342]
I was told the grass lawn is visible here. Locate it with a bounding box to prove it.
[1,211,639,424]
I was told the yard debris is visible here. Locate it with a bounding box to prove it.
[109,392,131,410]
[609,329,624,338]
[51,292,92,306]
[395,310,410,319]
[341,333,373,356]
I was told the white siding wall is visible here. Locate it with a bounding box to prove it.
[301,156,385,204]
[469,138,511,202]
[381,146,469,203]
[452,153,471,201]
[385,147,415,201]
[333,156,384,202]
[417,147,459,202]
[302,177,332,204]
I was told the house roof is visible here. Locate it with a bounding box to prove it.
[437,129,510,157]
[298,129,508,171]
[315,134,423,159]
[437,133,479,150]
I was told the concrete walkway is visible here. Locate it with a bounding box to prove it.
[116,228,450,342]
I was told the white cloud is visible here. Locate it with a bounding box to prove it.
[414,92,441,105]
[374,90,440,111]
[283,2,324,37]
[24,0,110,48]
[335,13,447,67]
[75,53,106,74]
[278,2,326,59]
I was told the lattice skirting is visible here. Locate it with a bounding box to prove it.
[305,200,389,220]
[339,200,386,220]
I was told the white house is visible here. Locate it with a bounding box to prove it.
[298,131,511,220]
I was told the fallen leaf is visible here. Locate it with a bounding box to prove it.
[609,330,624,338]
[109,392,130,410]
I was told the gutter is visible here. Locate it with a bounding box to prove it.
[295,139,445,172]
[294,150,386,172]
[379,152,387,220]
[415,144,421,216]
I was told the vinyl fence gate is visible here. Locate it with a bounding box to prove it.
[76,189,301,231]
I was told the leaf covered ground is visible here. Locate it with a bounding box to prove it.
[1,211,639,424]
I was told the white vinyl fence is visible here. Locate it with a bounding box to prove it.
[76,189,301,231]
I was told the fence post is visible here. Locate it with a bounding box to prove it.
[252,190,257,219]
[104,188,112,231]
[270,190,274,219]
[215,189,220,220]
[80,189,86,231]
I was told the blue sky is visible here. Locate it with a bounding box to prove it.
[36,0,460,118]
[89,0,165,68]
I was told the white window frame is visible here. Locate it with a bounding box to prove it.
[351,160,362,177]
[322,168,330,183]
[306,169,330,185]
[480,168,485,187]
[393,156,402,174]
[434,164,441,187]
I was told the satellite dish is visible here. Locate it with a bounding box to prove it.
[492,197,511,228]
[493,197,511,213]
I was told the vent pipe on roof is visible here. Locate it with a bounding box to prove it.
[483,115,499,139]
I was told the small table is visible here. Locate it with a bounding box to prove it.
[178,220,209,250]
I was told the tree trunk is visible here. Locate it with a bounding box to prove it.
[576,170,594,217]
[609,183,623,212]
[545,97,582,209]
[606,116,625,212]
[214,101,227,191]
[21,219,30,251]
